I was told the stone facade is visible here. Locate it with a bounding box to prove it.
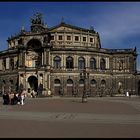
[0,13,139,97]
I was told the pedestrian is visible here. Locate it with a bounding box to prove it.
[9,92,14,105]
[126,91,129,97]
[129,92,131,98]
[13,92,19,105]
[20,90,26,105]
[2,92,10,105]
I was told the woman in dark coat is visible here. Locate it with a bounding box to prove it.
[3,92,10,105]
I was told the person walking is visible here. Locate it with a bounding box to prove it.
[21,90,26,105]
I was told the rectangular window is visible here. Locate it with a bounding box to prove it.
[3,59,6,71]
[83,37,86,42]
[90,38,93,42]
[58,35,63,40]
[67,36,71,40]
[75,36,79,41]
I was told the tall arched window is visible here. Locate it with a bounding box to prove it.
[54,56,61,69]
[78,57,85,70]
[100,58,106,70]
[90,57,96,69]
[66,56,73,69]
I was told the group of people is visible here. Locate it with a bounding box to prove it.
[2,90,27,105]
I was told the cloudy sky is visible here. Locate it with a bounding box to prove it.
[0,2,140,69]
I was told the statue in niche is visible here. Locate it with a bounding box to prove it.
[118,82,123,94]
[118,60,123,70]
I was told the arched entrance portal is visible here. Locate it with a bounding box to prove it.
[28,76,38,92]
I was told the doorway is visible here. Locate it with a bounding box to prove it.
[28,76,38,92]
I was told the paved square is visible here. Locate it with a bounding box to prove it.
[0,96,140,138]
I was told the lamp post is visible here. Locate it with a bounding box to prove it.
[80,69,89,103]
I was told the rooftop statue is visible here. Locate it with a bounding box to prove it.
[31,12,44,25]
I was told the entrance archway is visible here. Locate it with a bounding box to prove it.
[28,76,38,92]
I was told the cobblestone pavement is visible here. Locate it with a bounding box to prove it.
[0,96,140,138]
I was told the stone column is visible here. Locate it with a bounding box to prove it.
[43,49,46,66]
[42,52,44,66]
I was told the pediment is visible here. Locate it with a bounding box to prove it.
[50,25,80,33]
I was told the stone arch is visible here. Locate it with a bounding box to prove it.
[27,39,42,49]
[25,39,42,68]
[28,75,38,92]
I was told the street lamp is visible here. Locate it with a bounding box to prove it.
[80,69,89,103]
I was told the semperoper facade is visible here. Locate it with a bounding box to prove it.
[0,13,139,97]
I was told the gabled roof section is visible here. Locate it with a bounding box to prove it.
[48,22,96,34]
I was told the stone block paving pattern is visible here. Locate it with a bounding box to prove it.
[0,96,140,138]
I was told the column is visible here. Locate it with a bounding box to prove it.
[44,49,46,66]
[42,52,44,66]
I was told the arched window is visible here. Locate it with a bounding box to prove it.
[54,56,61,69]
[67,79,73,84]
[79,79,84,86]
[78,57,85,70]
[66,56,73,69]
[101,80,106,87]
[100,58,106,70]
[91,79,97,87]
[54,79,61,84]
[67,79,73,86]
[90,57,96,69]
[54,79,61,86]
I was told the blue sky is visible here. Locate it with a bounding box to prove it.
[0,2,140,70]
